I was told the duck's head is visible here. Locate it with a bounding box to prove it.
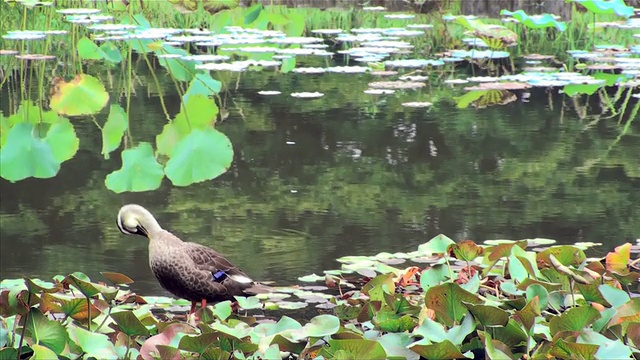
[117,204,162,237]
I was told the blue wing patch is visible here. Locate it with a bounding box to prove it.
[212,270,227,282]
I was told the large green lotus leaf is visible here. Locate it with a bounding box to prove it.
[413,312,475,346]
[40,293,96,321]
[67,323,118,359]
[281,57,296,73]
[165,128,233,187]
[154,45,195,82]
[292,314,340,340]
[478,331,514,359]
[156,95,219,156]
[105,142,164,193]
[411,340,471,360]
[374,309,416,332]
[77,37,103,60]
[578,330,633,359]
[537,246,586,267]
[6,101,64,127]
[421,264,451,290]
[463,302,510,327]
[110,310,150,337]
[550,339,599,359]
[491,318,528,349]
[30,343,59,359]
[0,114,8,147]
[317,339,387,360]
[514,295,540,333]
[500,10,567,31]
[563,83,604,96]
[244,3,262,25]
[454,16,517,47]
[45,120,79,163]
[284,12,305,37]
[99,42,123,63]
[176,332,218,354]
[0,123,60,182]
[183,73,222,104]
[24,308,69,355]
[101,105,128,159]
[375,333,417,360]
[599,284,630,308]
[418,234,456,255]
[234,296,261,310]
[63,274,118,301]
[425,282,482,327]
[549,306,600,336]
[571,0,634,17]
[50,74,109,116]
[175,95,219,132]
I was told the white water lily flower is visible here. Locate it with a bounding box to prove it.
[326,66,370,73]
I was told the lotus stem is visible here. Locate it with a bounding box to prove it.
[16,292,31,360]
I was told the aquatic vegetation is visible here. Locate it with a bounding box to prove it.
[1,235,638,359]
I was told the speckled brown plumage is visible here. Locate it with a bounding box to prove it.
[116,204,268,313]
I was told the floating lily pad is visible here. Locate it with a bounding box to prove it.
[402,102,433,108]
[291,92,324,98]
[368,81,425,90]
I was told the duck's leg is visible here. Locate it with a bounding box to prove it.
[201,299,207,309]
[189,301,197,315]
[231,301,239,313]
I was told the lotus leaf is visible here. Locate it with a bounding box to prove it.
[101,105,128,159]
[105,142,164,193]
[500,10,567,31]
[49,74,109,116]
[570,0,634,17]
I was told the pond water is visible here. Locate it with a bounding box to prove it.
[1,20,639,300]
[2,59,638,296]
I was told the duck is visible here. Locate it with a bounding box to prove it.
[116,204,269,315]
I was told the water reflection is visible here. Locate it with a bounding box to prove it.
[1,69,638,298]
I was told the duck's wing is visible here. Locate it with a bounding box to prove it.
[182,242,255,285]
